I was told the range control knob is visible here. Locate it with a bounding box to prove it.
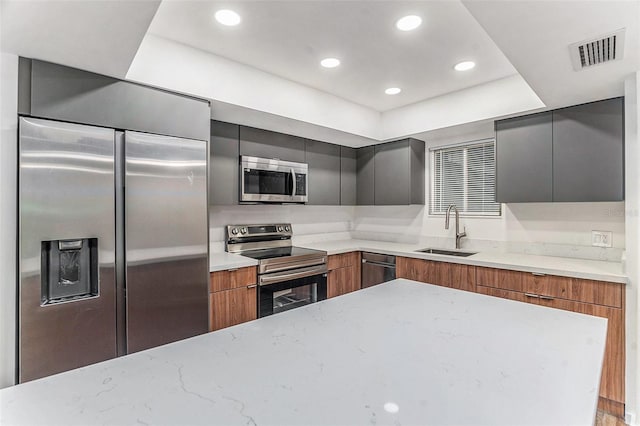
[241,227,248,234]
[277,226,283,232]
[231,228,239,235]
[285,226,290,232]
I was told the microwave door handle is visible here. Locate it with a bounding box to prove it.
[291,168,297,197]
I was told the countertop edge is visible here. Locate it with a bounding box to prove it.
[306,244,628,284]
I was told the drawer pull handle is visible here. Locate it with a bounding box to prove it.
[247,284,257,289]
[532,272,546,277]
[524,293,540,298]
[539,295,554,301]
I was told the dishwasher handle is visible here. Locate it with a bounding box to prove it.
[362,259,396,268]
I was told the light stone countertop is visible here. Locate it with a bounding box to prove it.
[298,239,628,283]
[0,279,607,426]
[209,251,258,272]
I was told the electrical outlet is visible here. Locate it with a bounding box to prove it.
[592,230,613,248]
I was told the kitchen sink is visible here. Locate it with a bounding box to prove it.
[415,248,477,257]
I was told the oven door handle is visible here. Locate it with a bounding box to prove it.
[259,264,327,286]
[291,168,297,197]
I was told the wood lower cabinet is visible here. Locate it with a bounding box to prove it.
[210,267,256,293]
[327,252,361,298]
[209,266,258,332]
[476,267,625,416]
[396,257,476,292]
[209,286,257,331]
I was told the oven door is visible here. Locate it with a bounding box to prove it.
[258,265,327,317]
[241,156,308,203]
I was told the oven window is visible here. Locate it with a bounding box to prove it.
[259,273,327,317]
[244,169,292,196]
[273,286,316,314]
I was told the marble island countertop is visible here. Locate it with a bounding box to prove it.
[0,279,606,426]
[297,239,628,283]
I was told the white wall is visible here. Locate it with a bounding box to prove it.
[380,75,545,141]
[624,72,639,425]
[0,52,18,388]
[126,36,548,146]
[127,35,382,141]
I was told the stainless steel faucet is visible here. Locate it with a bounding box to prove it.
[445,204,467,249]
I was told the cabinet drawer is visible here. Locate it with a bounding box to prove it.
[476,267,525,292]
[397,257,475,292]
[475,267,622,308]
[567,278,623,308]
[209,267,257,292]
[328,252,359,270]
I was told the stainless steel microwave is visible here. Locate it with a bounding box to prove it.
[240,156,308,203]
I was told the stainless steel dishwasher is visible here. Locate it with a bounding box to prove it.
[361,252,396,288]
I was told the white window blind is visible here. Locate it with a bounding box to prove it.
[430,140,500,216]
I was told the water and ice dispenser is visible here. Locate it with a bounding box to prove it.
[41,238,98,305]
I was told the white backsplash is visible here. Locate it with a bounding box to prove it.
[209,205,354,252]
[209,201,625,262]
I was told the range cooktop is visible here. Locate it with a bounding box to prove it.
[239,246,325,261]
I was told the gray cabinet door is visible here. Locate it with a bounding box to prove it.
[496,112,553,203]
[239,126,306,163]
[552,98,624,202]
[356,146,375,205]
[24,59,210,142]
[340,146,357,205]
[374,140,411,205]
[210,121,239,205]
[306,140,341,205]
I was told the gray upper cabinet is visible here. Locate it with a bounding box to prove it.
[239,126,306,163]
[357,146,375,205]
[210,120,239,205]
[340,147,357,205]
[552,98,624,202]
[305,140,341,205]
[495,97,624,203]
[20,59,210,142]
[373,139,425,205]
[496,112,553,203]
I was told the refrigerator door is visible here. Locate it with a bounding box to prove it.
[124,131,209,353]
[18,117,117,382]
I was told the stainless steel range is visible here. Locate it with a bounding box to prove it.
[226,224,327,317]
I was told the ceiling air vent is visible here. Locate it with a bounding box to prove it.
[569,29,625,71]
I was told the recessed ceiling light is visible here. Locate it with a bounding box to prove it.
[454,61,476,71]
[320,58,340,68]
[396,15,422,31]
[215,9,241,26]
[385,87,401,95]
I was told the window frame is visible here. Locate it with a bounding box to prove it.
[428,138,502,218]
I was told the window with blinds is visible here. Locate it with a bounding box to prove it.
[430,140,500,216]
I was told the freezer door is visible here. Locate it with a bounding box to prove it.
[124,131,209,353]
[18,117,117,382]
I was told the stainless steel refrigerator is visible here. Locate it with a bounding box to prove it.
[18,117,209,382]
